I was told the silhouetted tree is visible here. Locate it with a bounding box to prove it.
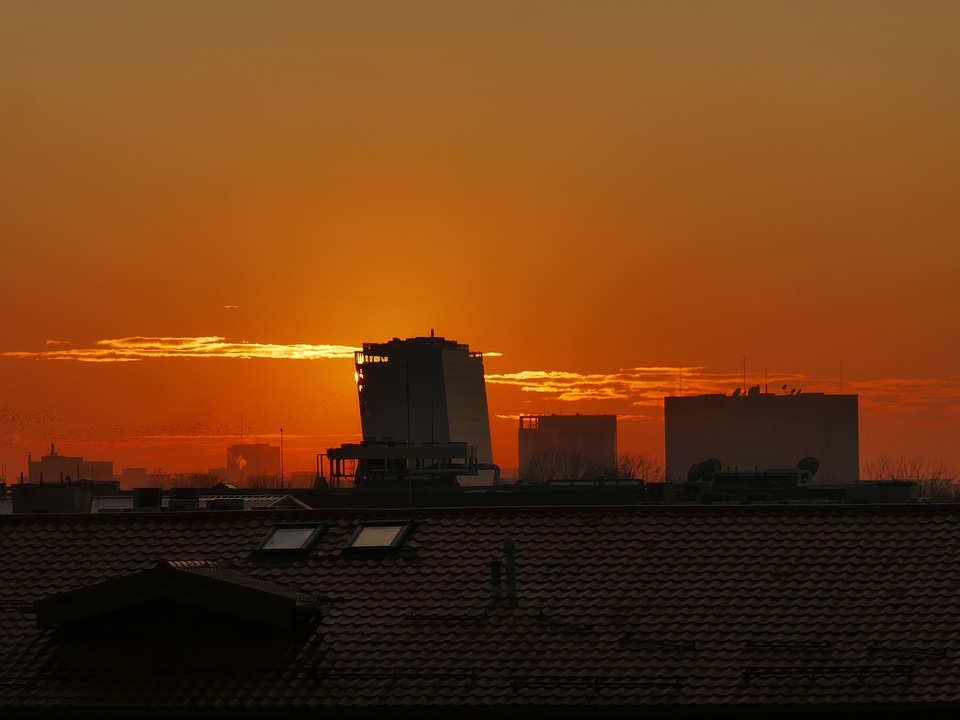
[145,468,170,488]
[614,452,665,482]
[520,448,607,482]
[918,476,960,503]
[171,472,223,489]
[863,454,948,481]
[249,471,283,490]
[863,454,957,502]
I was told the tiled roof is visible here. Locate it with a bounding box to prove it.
[34,559,326,629]
[2,504,960,716]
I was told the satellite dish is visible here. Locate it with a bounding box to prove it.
[687,464,700,482]
[796,389,802,395]
[797,457,820,476]
[732,388,741,397]
[698,458,722,481]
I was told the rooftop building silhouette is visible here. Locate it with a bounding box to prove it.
[354,333,495,484]
[665,387,859,483]
[518,414,617,482]
[28,443,113,484]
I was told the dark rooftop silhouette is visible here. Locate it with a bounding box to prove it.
[3,503,960,717]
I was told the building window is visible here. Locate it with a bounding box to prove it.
[344,521,414,551]
[254,523,325,555]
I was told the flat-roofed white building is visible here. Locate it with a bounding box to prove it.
[664,389,859,483]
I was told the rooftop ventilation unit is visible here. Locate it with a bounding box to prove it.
[11,484,92,514]
[133,487,163,510]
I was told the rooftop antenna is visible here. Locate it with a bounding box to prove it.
[405,362,413,509]
[742,355,746,392]
[405,362,411,443]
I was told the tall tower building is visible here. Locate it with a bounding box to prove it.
[354,334,494,473]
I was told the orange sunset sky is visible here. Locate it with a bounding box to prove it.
[2,1,959,483]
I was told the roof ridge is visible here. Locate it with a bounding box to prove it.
[1,502,957,528]
[162,559,224,570]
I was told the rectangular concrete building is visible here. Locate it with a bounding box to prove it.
[28,444,113,484]
[518,414,617,481]
[664,389,859,483]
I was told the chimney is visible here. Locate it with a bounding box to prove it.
[167,486,200,511]
[504,538,516,599]
[489,559,502,601]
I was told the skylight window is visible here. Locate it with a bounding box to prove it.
[345,522,414,551]
[254,523,325,555]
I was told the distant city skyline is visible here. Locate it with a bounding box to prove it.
[2,2,958,479]
[2,336,957,480]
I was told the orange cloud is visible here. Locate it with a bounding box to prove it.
[851,378,960,418]
[1,336,360,362]
[486,366,960,419]
[484,366,808,405]
[7,338,958,425]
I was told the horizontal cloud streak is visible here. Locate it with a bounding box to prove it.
[6,339,958,422]
[484,366,800,405]
[852,377,960,418]
[1,337,360,362]
[486,366,960,417]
